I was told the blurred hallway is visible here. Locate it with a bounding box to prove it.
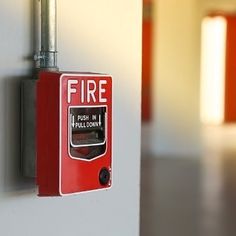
[140,125,236,236]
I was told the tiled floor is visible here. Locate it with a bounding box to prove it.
[140,125,236,236]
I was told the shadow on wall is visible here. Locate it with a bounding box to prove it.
[2,76,35,196]
[0,1,39,197]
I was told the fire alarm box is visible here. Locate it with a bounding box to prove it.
[37,71,112,196]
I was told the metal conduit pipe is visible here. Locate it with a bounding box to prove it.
[21,0,59,178]
[40,0,58,70]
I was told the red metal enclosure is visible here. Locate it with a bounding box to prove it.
[37,71,112,196]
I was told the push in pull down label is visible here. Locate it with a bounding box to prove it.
[69,106,107,160]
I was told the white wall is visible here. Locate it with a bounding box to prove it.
[144,0,236,158]
[200,0,236,13]
[149,0,201,157]
[0,1,142,235]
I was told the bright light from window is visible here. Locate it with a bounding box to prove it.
[200,16,227,125]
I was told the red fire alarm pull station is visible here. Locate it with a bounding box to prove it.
[20,0,112,196]
[37,72,112,196]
